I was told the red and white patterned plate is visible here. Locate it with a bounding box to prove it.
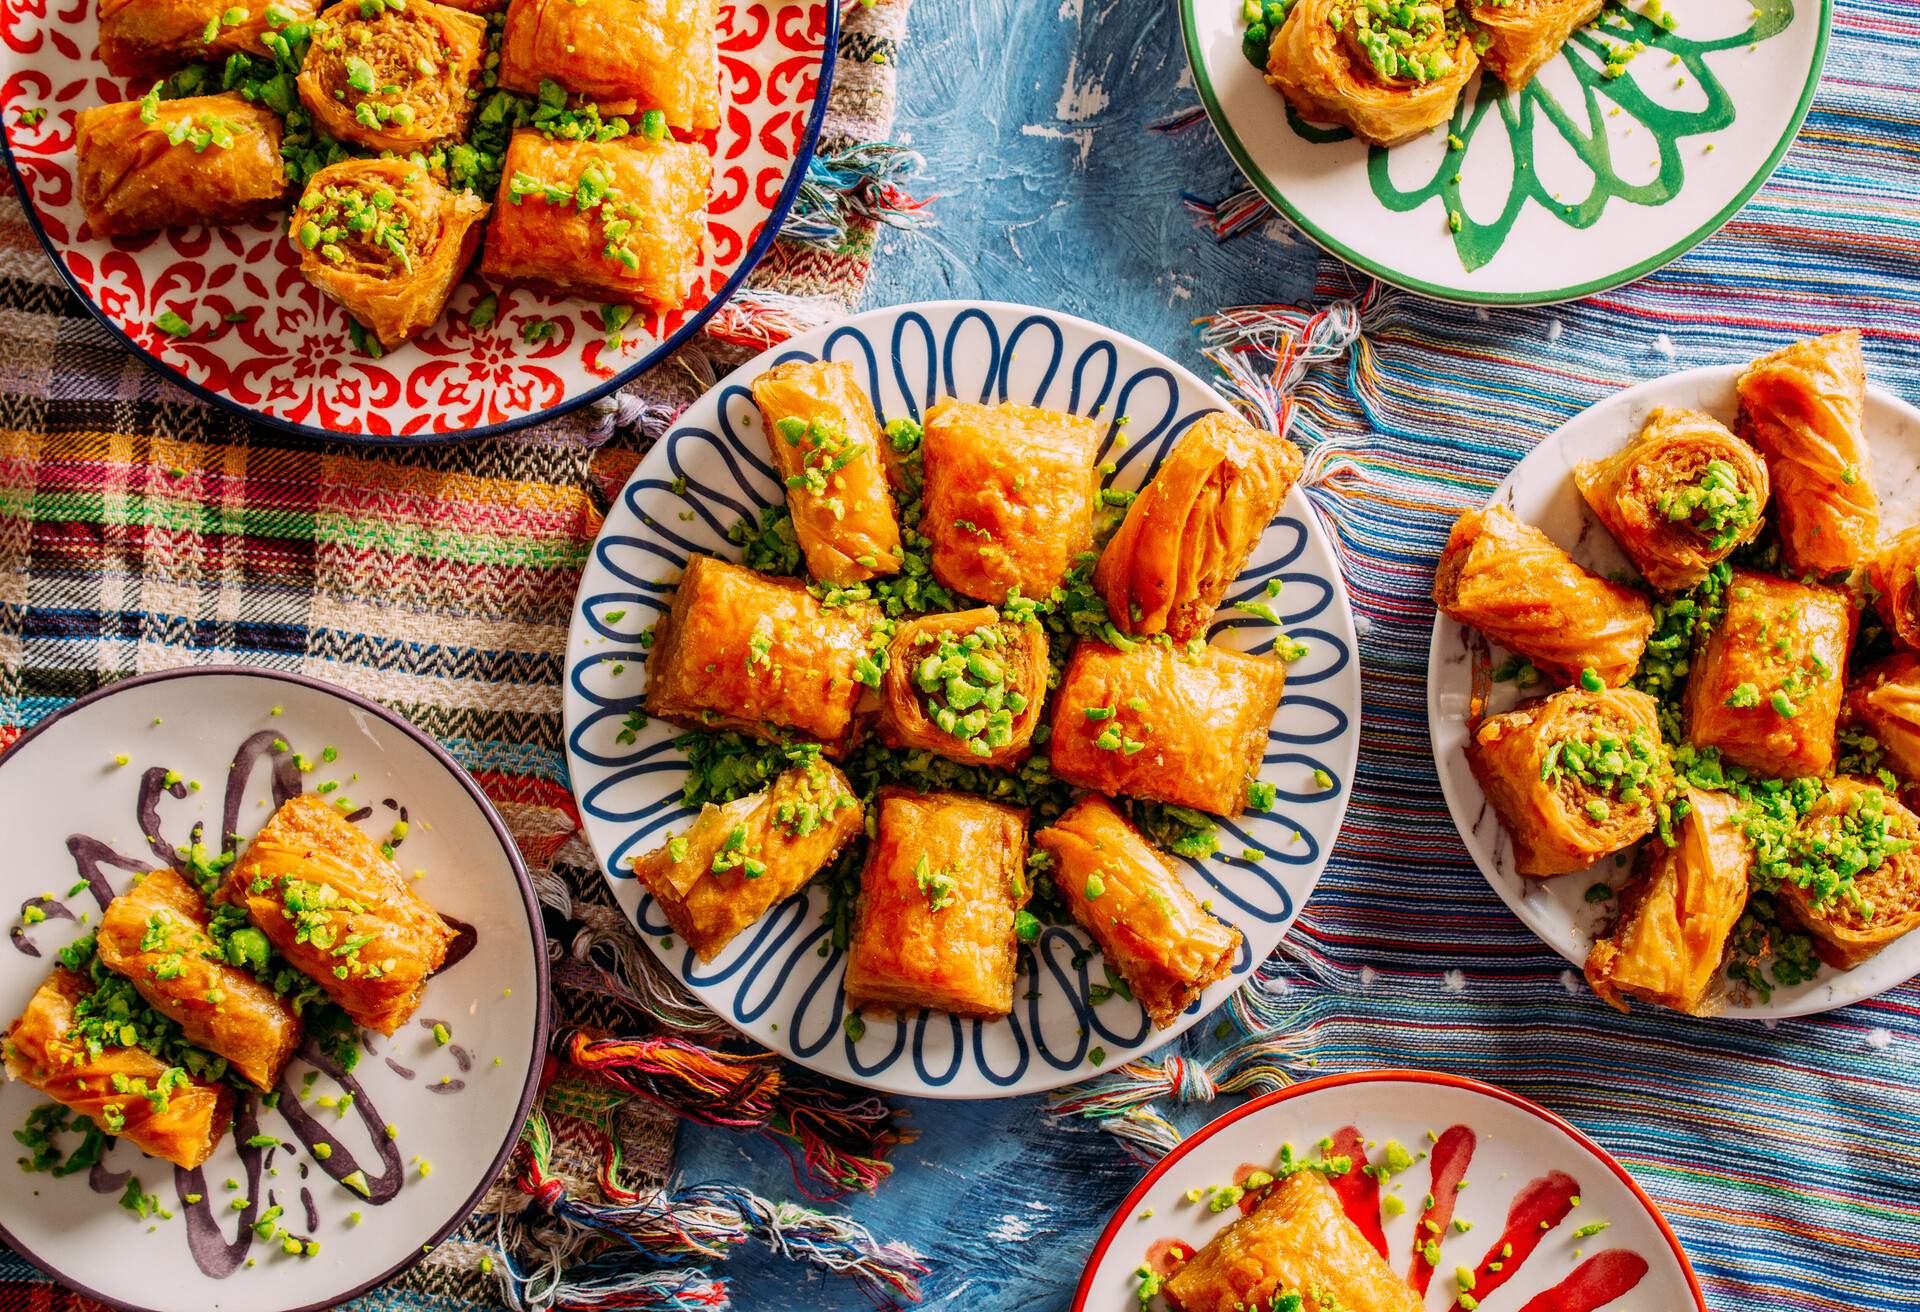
[0,1,835,442]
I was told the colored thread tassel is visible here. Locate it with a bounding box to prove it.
[562,1032,906,1200]
[1047,1033,1309,1162]
[560,908,732,1036]
[1181,186,1277,241]
[1191,292,1374,563]
[496,1243,731,1311]
[781,142,933,250]
[702,289,844,351]
[515,1110,927,1305]
[1194,292,1372,438]
[586,389,683,449]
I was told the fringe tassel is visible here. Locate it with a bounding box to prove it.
[497,1247,729,1311]
[701,289,844,351]
[1046,1034,1309,1161]
[562,1032,906,1200]
[562,904,731,1037]
[1180,186,1276,241]
[1192,291,1372,444]
[781,142,933,250]
[585,389,683,448]
[515,1111,927,1305]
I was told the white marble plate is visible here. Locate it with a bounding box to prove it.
[1428,364,1920,1018]
[1073,1070,1704,1312]
[0,668,546,1312]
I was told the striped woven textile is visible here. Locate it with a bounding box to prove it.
[0,3,923,1310]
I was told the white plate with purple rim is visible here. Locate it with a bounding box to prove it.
[1427,364,1920,1018]
[559,299,1363,1098]
[0,667,546,1311]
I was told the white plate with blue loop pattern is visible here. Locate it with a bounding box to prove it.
[559,301,1361,1097]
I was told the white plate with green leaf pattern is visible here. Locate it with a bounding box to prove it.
[1179,0,1830,305]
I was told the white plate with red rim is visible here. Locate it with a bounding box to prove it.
[1427,363,1920,1019]
[0,667,546,1312]
[0,2,835,443]
[1073,1069,1705,1312]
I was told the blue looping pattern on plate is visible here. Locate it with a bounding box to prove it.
[562,304,1360,1096]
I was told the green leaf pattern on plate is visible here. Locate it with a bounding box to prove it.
[1286,1,1797,270]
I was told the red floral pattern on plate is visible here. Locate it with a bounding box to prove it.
[0,1,829,439]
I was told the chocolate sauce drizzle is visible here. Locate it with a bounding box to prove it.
[26,724,479,1279]
[274,1038,407,1205]
[174,1100,267,1279]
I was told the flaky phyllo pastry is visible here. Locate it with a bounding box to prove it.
[1851,654,1920,786]
[751,360,904,586]
[1035,795,1241,1029]
[75,92,289,239]
[1684,569,1852,781]
[1095,410,1304,641]
[1585,788,1750,1015]
[97,867,303,1090]
[292,159,490,351]
[630,759,863,962]
[498,0,720,131]
[1265,0,1478,147]
[1466,685,1668,877]
[4,968,235,1170]
[645,553,882,755]
[1573,406,1769,593]
[1468,0,1604,89]
[98,0,320,76]
[1868,526,1920,658]
[920,398,1102,606]
[222,794,455,1035]
[1162,1171,1423,1312]
[297,0,489,153]
[482,129,710,311]
[1049,639,1286,818]
[879,608,1050,768]
[843,789,1031,1018]
[1736,330,1877,576]
[1433,503,1654,688]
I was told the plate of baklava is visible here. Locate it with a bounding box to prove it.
[1430,330,1920,1020]
[0,668,546,1311]
[560,300,1362,1097]
[1074,1069,1704,1312]
[0,0,834,440]
[1181,0,1828,303]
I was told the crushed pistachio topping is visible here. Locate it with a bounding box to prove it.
[1337,0,1463,86]
[295,171,423,273]
[912,853,958,913]
[909,622,1026,758]
[508,159,646,271]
